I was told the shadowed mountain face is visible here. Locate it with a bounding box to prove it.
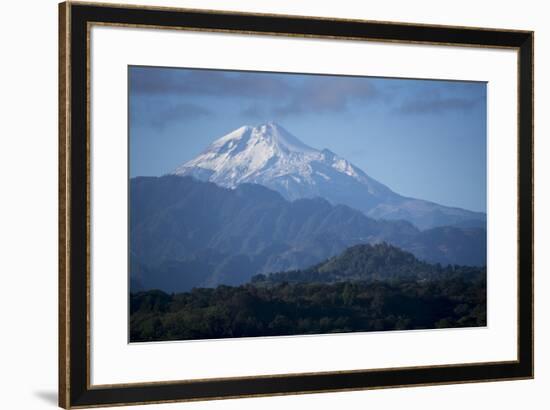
[130,176,486,293]
[172,122,486,230]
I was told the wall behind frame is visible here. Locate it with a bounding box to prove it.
[0,0,546,409]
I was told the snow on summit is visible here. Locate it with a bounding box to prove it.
[173,121,389,197]
[172,122,486,229]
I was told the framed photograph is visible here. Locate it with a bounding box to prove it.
[59,1,534,408]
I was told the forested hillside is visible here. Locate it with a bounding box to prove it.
[130,243,486,342]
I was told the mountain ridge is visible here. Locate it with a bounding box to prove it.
[130,175,486,292]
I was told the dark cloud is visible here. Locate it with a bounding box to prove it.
[130,67,291,99]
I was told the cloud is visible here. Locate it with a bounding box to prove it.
[131,101,213,129]
[397,88,483,115]
[130,67,385,119]
[130,67,485,125]
[130,67,291,99]
[273,77,380,117]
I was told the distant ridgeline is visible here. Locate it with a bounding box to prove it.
[130,243,486,342]
[251,243,484,284]
[130,176,486,293]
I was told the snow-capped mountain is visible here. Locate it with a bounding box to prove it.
[172,122,485,229]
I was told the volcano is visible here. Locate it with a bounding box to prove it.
[172,122,485,229]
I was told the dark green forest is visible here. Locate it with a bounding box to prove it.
[130,243,486,342]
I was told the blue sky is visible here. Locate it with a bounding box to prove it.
[129,66,487,213]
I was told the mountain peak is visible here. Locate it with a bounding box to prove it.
[252,120,284,128]
[198,122,315,156]
[172,122,390,199]
[250,121,315,154]
[256,120,280,128]
[254,121,293,137]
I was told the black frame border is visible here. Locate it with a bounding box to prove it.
[59,2,534,408]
